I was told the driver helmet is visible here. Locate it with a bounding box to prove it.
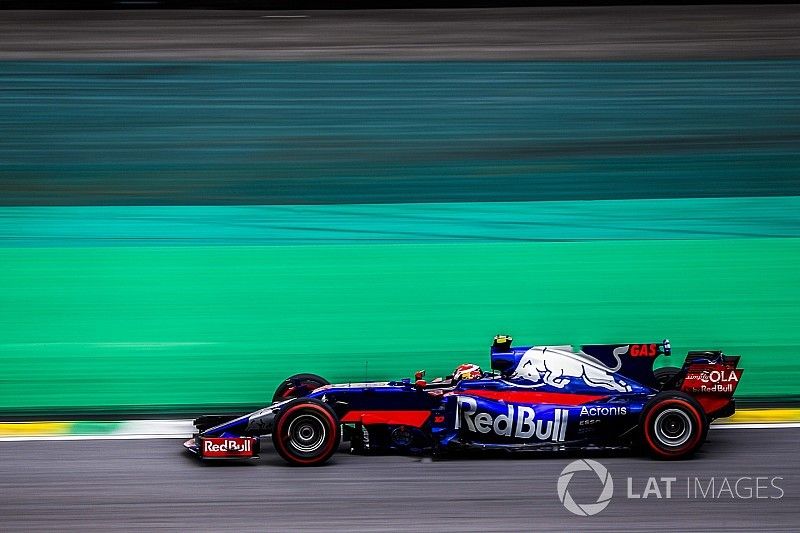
[453,363,482,381]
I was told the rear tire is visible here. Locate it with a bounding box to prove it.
[640,391,706,460]
[653,367,680,389]
[272,373,330,403]
[272,399,340,466]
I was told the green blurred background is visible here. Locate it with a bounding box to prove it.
[1,61,799,415]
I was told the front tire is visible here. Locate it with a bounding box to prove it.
[272,399,340,466]
[640,391,706,460]
[272,373,330,403]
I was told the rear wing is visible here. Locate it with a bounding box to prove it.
[678,350,743,416]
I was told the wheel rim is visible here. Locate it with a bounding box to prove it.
[287,414,327,454]
[653,408,693,448]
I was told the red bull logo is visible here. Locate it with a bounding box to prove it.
[201,437,256,458]
[455,396,568,441]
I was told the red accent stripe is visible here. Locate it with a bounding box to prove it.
[461,389,607,405]
[340,410,431,427]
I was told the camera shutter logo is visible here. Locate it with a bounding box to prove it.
[557,459,614,516]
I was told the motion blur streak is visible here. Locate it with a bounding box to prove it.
[3,197,800,246]
[0,7,798,61]
[1,61,799,205]
[2,240,798,413]
[1,8,799,416]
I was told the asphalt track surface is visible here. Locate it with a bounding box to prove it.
[1,6,799,60]
[0,428,796,531]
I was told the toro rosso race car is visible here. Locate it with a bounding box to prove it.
[184,335,742,465]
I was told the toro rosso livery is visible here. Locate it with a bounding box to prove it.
[184,335,742,465]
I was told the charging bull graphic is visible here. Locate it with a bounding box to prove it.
[511,345,632,392]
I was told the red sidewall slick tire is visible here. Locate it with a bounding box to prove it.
[641,393,706,460]
[273,400,340,466]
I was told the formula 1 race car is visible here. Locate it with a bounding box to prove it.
[184,335,742,465]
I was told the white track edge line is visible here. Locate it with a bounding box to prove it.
[710,422,800,430]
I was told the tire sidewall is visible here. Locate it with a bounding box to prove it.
[641,392,706,460]
[273,399,340,466]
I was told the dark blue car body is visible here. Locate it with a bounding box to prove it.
[184,336,741,464]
